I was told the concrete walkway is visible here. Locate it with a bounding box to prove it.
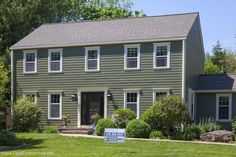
[59,133,236,146]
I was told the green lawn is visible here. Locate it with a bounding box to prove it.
[1,133,236,157]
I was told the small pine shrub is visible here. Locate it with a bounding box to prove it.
[96,118,117,136]
[149,131,164,139]
[43,125,59,133]
[174,125,201,141]
[0,130,19,146]
[126,119,151,138]
[112,108,136,128]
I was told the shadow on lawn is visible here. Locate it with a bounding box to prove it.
[2,138,45,151]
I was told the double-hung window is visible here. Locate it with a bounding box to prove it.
[153,43,170,69]
[48,49,62,72]
[23,50,37,73]
[124,90,140,118]
[48,93,62,119]
[152,89,169,103]
[124,45,140,70]
[216,94,232,122]
[85,47,100,71]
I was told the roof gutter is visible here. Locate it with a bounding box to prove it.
[10,37,186,50]
[195,89,236,93]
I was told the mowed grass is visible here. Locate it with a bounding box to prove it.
[1,133,236,157]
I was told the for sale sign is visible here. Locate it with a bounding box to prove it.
[104,128,125,143]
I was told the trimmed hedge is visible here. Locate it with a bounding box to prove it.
[0,130,19,146]
[126,119,151,138]
[96,118,117,136]
[141,107,159,130]
[149,131,164,139]
[113,108,136,128]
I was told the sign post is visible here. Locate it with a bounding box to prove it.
[104,128,125,143]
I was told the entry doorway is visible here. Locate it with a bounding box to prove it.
[81,92,104,125]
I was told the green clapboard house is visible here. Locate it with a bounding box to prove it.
[10,12,234,129]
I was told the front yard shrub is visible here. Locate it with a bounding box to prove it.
[232,118,236,133]
[196,117,221,134]
[149,131,164,139]
[141,107,160,130]
[13,96,42,132]
[112,108,136,128]
[153,96,191,136]
[174,125,201,141]
[43,125,59,133]
[96,118,117,136]
[0,130,19,146]
[126,119,151,138]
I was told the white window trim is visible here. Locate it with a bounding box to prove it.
[23,50,37,74]
[124,90,140,118]
[48,49,63,73]
[153,42,170,69]
[48,93,62,120]
[124,44,140,70]
[85,47,100,72]
[216,94,232,122]
[188,88,195,120]
[152,88,170,103]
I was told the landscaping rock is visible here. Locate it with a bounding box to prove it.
[200,130,235,143]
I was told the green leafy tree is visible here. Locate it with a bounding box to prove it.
[205,55,220,74]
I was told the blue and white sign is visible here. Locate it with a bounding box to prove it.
[104,128,125,143]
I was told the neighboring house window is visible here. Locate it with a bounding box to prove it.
[124,90,140,118]
[23,50,37,73]
[153,43,170,69]
[124,44,140,70]
[152,89,169,103]
[48,93,62,119]
[48,49,62,72]
[216,94,232,122]
[85,47,100,71]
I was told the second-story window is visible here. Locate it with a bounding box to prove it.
[85,47,100,72]
[124,44,140,70]
[48,49,62,73]
[153,43,170,69]
[23,50,37,73]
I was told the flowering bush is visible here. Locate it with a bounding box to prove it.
[112,108,136,128]
[153,96,191,136]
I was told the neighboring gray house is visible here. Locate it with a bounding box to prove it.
[11,12,217,129]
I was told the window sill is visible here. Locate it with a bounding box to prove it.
[85,70,100,73]
[153,67,171,70]
[24,72,37,75]
[217,119,232,122]
[48,71,63,74]
[124,68,140,71]
[48,118,62,120]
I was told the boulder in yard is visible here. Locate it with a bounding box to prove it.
[200,130,235,143]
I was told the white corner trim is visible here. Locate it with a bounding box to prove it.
[124,44,141,70]
[11,50,14,104]
[23,50,37,74]
[124,90,140,119]
[182,40,186,100]
[48,93,62,120]
[85,46,100,72]
[216,93,232,122]
[48,48,63,73]
[153,42,171,69]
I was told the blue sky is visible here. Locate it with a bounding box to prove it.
[133,0,236,53]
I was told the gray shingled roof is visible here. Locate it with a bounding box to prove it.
[11,12,198,50]
[196,74,236,90]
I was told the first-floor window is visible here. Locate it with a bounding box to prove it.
[48,93,62,119]
[217,94,232,121]
[153,90,169,103]
[125,91,140,118]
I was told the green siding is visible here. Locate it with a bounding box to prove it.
[185,16,205,101]
[13,41,183,127]
[196,93,236,129]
